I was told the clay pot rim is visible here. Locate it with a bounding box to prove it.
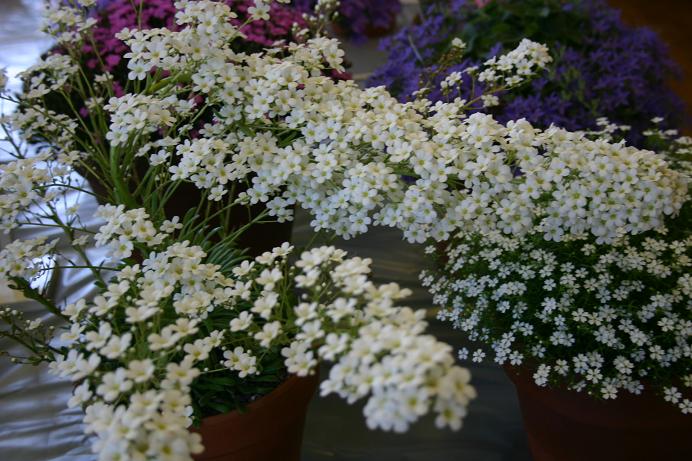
[504,364,691,427]
[199,373,317,427]
[192,372,320,460]
[503,363,688,400]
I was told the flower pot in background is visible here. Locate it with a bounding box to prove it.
[193,372,319,461]
[505,366,692,461]
[607,0,692,130]
[331,16,397,41]
[363,16,398,39]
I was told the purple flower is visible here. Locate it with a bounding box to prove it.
[369,0,686,146]
[294,0,401,43]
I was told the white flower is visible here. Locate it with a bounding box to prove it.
[127,359,155,383]
[255,268,283,290]
[184,340,212,362]
[148,328,180,351]
[601,383,617,400]
[96,368,133,402]
[251,292,278,319]
[229,311,253,332]
[248,0,270,20]
[71,353,101,381]
[664,387,682,404]
[254,321,282,347]
[298,320,324,342]
[166,360,200,386]
[223,347,258,378]
[282,341,317,377]
[434,399,468,431]
[471,349,485,363]
[100,333,132,359]
[451,38,466,50]
[68,381,93,408]
[533,364,551,387]
[481,94,499,108]
[60,324,84,343]
[109,236,134,259]
[318,333,349,360]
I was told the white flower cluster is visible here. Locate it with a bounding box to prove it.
[0,153,75,233]
[0,306,57,366]
[5,106,79,154]
[0,236,57,280]
[44,207,475,460]
[42,0,98,44]
[0,155,49,232]
[106,1,685,245]
[115,0,240,81]
[4,6,690,460]
[282,246,477,432]
[583,117,692,185]
[94,204,183,258]
[18,54,78,99]
[478,38,552,86]
[7,2,675,248]
[104,94,193,147]
[643,121,692,178]
[248,0,292,21]
[232,110,685,244]
[423,227,691,412]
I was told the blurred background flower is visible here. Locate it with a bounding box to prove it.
[370,0,687,145]
[293,0,402,43]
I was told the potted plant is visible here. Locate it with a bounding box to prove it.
[0,2,478,460]
[143,14,689,451]
[3,1,688,459]
[108,9,689,458]
[421,118,692,460]
[369,0,686,146]
[0,197,474,461]
[17,0,322,257]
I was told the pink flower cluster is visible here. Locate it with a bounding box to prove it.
[86,0,177,73]
[85,0,306,73]
[230,0,307,47]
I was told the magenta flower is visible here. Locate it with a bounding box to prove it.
[85,0,307,74]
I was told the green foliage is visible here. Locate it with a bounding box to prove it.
[190,351,286,422]
[444,0,588,60]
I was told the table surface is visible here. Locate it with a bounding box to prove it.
[0,1,533,460]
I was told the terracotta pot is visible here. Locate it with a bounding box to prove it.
[363,17,398,40]
[607,0,692,130]
[505,366,692,461]
[193,372,319,461]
